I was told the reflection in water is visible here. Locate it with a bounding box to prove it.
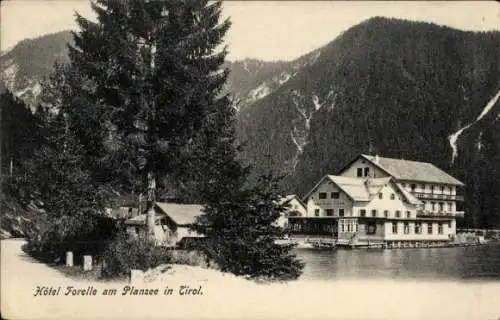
[296,242,500,281]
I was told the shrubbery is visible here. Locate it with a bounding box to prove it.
[101,232,173,278]
[24,213,119,265]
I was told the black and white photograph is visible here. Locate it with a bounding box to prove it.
[1,1,499,319]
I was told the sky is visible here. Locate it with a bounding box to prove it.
[1,1,499,61]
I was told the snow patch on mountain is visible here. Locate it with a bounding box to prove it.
[1,59,18,88]
[279,72,291,85]
[477,131,483,151]
[249,83,271,102]
[243,60,250,73]
[448,89,500,163]
[309,51,321,65]
[289,90,326,171]
[312,95,322,111]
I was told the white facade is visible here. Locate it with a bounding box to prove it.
[306,180,354,218]
[293,154,465,243]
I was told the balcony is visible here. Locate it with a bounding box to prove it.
[455,211,465,218]
[416,210,464,218]
[412,192,464,202]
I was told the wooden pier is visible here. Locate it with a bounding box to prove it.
[286,236,490,250]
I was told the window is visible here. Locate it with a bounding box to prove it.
[378,192,383,199]
[314,209,320,217]
[395,210,401,218]
[430,185,435,193]
[431,202,436,211]
[411,184,416,192]
[364,167,370,177]
[415,222,422,234]
[438,223,443,234]
[366,222,377,235]
[448,221,451,228]
[447,203,452,212]
[339,209,345,217]
[428,223,433,234]
[331,192,340,199]
[406,211,411,218]
[440,186,444,193]
[319,192,327,199]
[326,209,334,216]
[390,193,395,200]
[371,209,377,217]
[360,209,366,217]
[340,221,345,232]
[404,222,410,234]
[422,201,427,209]
[392,222,398,234]
[384,210,389,218]
[357,168,363,177]
[439,203,444,212]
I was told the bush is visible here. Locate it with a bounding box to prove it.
[169,249,212,268]
[24,213,120,265]
[101,232,173,279]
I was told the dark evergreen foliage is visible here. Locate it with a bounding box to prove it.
[10,112,117,262]
[193,173,304,280]
[63,0,303,279]
[0,91,43,172]
[237,17,500,228]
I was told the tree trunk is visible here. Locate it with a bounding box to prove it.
[146,172,156,241]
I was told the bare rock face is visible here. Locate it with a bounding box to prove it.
[0,30,72,108]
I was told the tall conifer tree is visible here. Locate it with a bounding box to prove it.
[68,0,231,236]
[68,0,303,279]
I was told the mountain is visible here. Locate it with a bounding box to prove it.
[236,17,500,228]
[1,17,499,228]
[0,30,72,107]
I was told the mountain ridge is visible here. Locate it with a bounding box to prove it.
[1,17,499,228]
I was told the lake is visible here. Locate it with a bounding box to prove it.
[296,241,500,281]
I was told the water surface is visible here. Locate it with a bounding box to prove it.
[296,242,500,281]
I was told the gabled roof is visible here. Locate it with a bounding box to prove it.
[394,183,422,205]
[342,154,464,186]
[279,194,306,208]
[303,175,421,205]
[155,203,204,226]
[327,175,372,201]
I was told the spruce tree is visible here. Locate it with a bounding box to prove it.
[68,0,303,279]
[11,111,115,260]
[67,0,231,236]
